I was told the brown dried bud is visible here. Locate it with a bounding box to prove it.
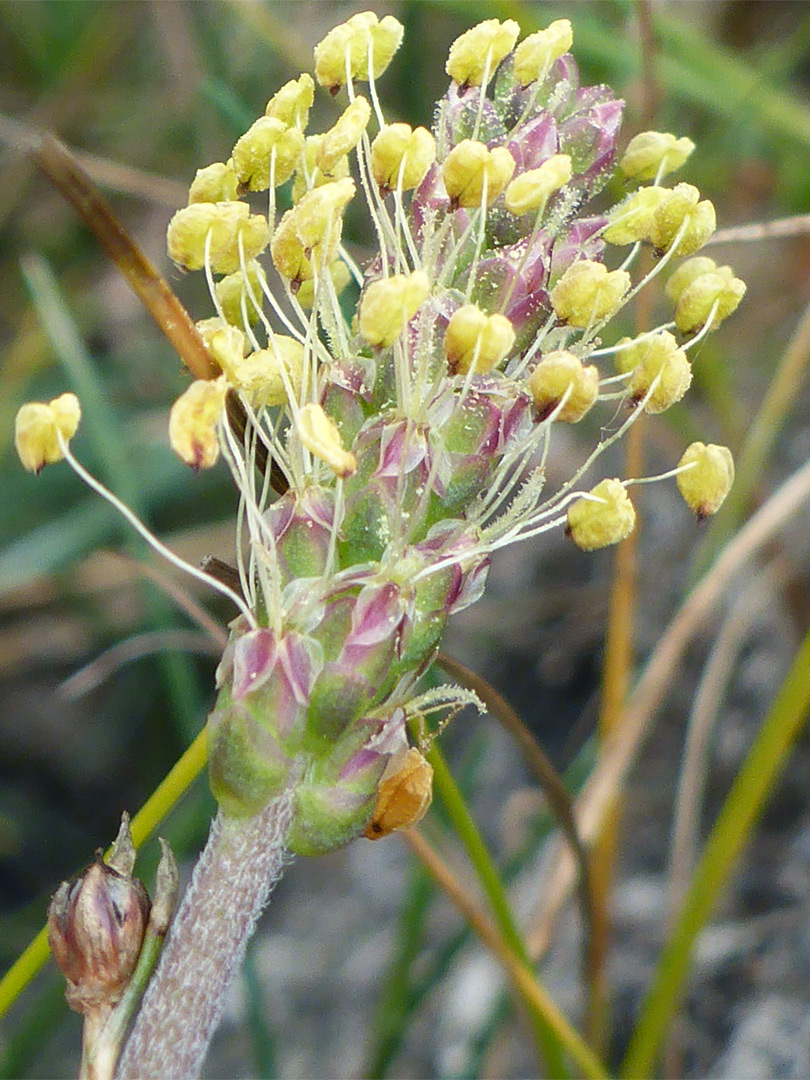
[364,747,433,839]
[48,836,150,1014]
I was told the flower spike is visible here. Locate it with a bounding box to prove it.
[21,12,746,861]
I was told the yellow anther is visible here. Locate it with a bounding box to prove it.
[296,260,351,309]
[550,260,630,328]
[317,97,371,175]
[15,393,81,473]
[371,124,435,193]
[168,376,228,470]
[364,747,433,840]
[442,140,515,208]
[166,202,270,274]
[265,73,315,129]
[528,350,599,422]
[628,331,692,413]
[293,178,356,252]
[620,131,695,182]
[666,259,746,335]
[314,12,403,91]
[567,478,636,551]
[219,336,304,407]
[297,403,357,477]
[602,186,668,246]
[650,183,716,255]
[271,210,313,285]
[215,262,267,328]
[446,18,520,87]
[188,162,239,204]
[504,154,572,215]
[676,442,735,519]
[195,318,246,372]
[444,304,515,375]
[231,116,304,192]
[664,256,718,302]
[292,134,351,203]
[359,271,430,348]
[513,20,573,87]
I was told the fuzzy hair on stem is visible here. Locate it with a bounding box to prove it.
[117,791,294,1079]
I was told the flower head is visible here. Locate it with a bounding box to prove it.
[22,14,745,857]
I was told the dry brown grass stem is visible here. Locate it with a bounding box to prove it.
[709,214,810,245]
[29,135,218,381]
[402,829,608,1080]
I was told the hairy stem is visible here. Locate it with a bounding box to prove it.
[117,792,294,1079]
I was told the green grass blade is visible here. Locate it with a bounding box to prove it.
[621,620,810,1078]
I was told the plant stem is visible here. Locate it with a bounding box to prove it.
[620,619,810,1079]
[117,792,294,1080]
[428,744,569,1079]
[404,831,610,1080]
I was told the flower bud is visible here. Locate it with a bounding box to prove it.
[371,123,435,193]
[513,20,573,86]
[167,201,270,274]
[602,186,668,245]
[215,261,267,327]
[443,141,515,209]
[188,162,239,204]
[359,270,430,348]
[265,73,315,129]
[169,376,228,469]
[620,131,695,181]
[669,263,746,335]
[446,18,520,87]
[628,330,692,413]
[529,350,599,422]
[48,852,150,1014]
[676,442,734,519]
[231,116,304,192]
[550,260,630,327]
[567,478,635,550]
[317,96,371,175]
[364,747,433,839]
[297,403,357,477]
[219,337,304,407]
[15,393,81,473]
[504,154,572,215]
[314,11,403,90]
[649,183,716,255]
[444,304,515,374]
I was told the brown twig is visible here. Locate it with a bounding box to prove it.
[29,134,217,380]
[402,829,609,1080]
[708,214,810,246]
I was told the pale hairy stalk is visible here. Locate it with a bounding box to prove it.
[117,791,295,1079]
[526,452,810,959]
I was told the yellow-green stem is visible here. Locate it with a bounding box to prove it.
[427,743,569,1078]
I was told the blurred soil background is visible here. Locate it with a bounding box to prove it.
[1,1,810,1077]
